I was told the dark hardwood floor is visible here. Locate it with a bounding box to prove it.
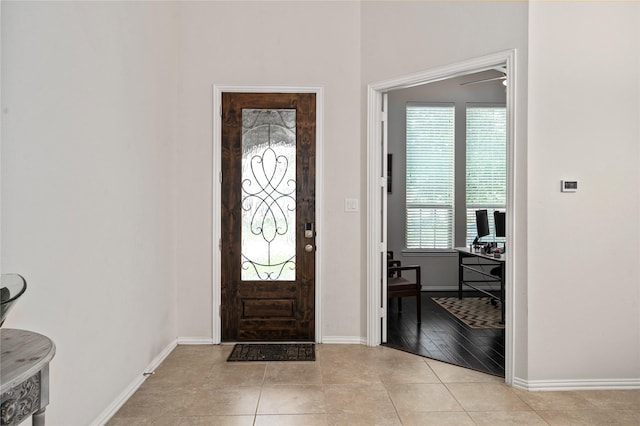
[385,291,505,377]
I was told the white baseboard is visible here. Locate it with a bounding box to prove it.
[175,337,368,345]
[321,336,366,345]
[513,377,640,391]
[92,339,177,426]
[177,336,215,345]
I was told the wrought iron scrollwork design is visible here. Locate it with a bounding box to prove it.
[241,109,296,281]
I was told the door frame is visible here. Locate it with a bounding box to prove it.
[366,50,518,385]
[212,85,324,344]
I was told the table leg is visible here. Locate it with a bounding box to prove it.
[458,252,463,299]
[500,262,505,325]
[32,408,45,426]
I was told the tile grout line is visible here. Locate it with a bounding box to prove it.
[251,362,268,425]
[379,370,404,424]
[440,381,553,425]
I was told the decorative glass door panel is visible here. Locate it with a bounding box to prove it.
[241,109,296,281]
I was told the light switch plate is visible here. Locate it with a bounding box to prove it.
[344,198,359,212]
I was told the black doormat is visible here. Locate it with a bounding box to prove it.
[227,343,315,362]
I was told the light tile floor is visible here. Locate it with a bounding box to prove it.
[108,344,640,426]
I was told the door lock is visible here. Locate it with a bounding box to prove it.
[305,223,314,239]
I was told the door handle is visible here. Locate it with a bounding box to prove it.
[304,244,314,253]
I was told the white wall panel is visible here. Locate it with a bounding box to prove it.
[528,1,640,382]
[1,2,179,424]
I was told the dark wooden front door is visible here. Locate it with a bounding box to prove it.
[221,92,316,341]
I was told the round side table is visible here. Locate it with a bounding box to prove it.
[1,329,56,426]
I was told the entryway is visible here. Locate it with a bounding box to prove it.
[366,51,517,384]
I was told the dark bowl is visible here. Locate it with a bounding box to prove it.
[1,274,27,327]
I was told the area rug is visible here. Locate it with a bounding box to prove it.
[227,343,315,362]
[432,297,504,329]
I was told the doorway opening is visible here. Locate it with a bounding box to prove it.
[366,51,517,384]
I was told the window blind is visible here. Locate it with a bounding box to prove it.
[465,105,506,245]
[405,104,455,249]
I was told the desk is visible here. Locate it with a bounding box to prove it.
[455,247,505,324]
[1,329,56,426]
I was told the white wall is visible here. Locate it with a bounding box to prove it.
[1,2,179,424]
[172,1,363,340]
[527,1,640,383]
[361,0,530,380]
[387,74,506,290]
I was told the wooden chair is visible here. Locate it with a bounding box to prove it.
[387,254,422,324]
[387,252,401,277]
